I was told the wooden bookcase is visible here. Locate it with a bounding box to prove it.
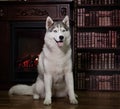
[74,0,120,91]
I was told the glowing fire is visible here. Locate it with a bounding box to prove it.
[17,54,39,72]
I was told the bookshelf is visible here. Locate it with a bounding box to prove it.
[74,0,120,91]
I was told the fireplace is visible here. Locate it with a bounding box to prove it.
[11,22,45,83]
[0,1,72,89]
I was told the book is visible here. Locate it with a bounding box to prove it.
[77,30,117,48]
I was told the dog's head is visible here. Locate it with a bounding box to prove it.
[45,16,71,48]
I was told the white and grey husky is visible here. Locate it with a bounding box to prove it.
[9,16,78,105]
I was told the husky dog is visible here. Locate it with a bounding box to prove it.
[9,16,78,105]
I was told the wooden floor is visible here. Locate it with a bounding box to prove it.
[0,91,120,109]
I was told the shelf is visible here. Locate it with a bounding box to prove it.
[77,26,120,30]
[77,69,120,74]
[77,48,120,53]
[77,4,120,8]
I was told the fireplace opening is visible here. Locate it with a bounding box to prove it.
[11,22,45,83]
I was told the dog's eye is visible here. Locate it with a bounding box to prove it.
[53,30,57,33]
[62,30,66,32]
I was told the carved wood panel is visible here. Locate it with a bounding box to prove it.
[0,4,70,21]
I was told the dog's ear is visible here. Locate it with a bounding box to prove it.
[62,16,69,28]
[46,16,54,30]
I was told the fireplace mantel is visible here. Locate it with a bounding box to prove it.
[0,0,73,21]
[0,0,73,89]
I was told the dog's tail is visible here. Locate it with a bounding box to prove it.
[8,84,34,96]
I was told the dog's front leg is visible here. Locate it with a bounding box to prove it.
[44,73,52,105]
[65,72,78,104]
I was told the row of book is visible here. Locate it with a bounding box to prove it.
[77,8,120,27]
[77,73,120,91]
[77,31,118,48]
[77,0,120,5]
[77,53,120,69]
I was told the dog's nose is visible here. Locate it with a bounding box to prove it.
[59,35,64,40]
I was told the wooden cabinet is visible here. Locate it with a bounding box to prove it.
[0,0,73,89]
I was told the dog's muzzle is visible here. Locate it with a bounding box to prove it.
[54,35,64,47]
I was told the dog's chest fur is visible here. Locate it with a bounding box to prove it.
[49,52,68,83]
[43,46,71,84]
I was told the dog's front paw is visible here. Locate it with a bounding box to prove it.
[70,98,78,104]
[44,99,51,105]
[33,94,40,100]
